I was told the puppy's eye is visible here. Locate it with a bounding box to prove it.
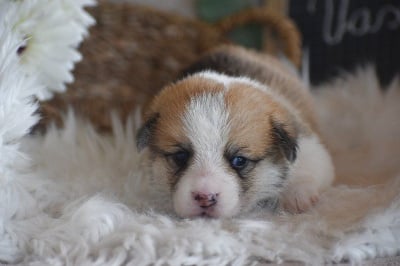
[230,156,248,170]
[169,150,190,168]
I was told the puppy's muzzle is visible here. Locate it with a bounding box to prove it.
[192,192,219,208]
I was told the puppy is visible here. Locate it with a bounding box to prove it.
[136,45,334,218]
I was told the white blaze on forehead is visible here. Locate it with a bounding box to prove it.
[197,71,299,117]
[198,71,261,89]
[182,92,230,163]
[175,91,240,218]
[197,71,234,87]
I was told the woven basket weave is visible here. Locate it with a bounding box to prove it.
[37,1,301,133]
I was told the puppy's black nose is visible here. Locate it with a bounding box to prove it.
[192,192,218,208]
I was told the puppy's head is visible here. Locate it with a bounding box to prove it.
[137,72,298,218]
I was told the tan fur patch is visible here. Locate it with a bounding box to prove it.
[144,76,225,152]
[225,82,296,159]
[201,45,318,133]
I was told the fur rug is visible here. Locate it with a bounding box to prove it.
[2,67,400,265]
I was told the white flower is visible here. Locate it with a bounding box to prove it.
[61,0,96,34]
[0,0,96,101]
[0,22,42,178]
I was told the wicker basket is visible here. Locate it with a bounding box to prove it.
[37,1,301,133]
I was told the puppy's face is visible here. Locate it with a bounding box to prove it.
[137,73,298,218]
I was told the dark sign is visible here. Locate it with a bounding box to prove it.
[289,0,400,86]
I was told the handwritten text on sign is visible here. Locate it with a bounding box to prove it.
[307,0,400,45]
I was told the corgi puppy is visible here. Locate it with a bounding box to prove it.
[136,45,334,218]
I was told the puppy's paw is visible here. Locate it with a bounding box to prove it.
[281,181,320,213]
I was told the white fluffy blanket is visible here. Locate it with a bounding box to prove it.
[2,67,400,265]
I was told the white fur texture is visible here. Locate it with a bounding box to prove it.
[1,68,400,265]
[281,136,335,212]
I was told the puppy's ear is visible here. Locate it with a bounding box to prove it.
[271,119,298,162]
[136,113,159,151]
